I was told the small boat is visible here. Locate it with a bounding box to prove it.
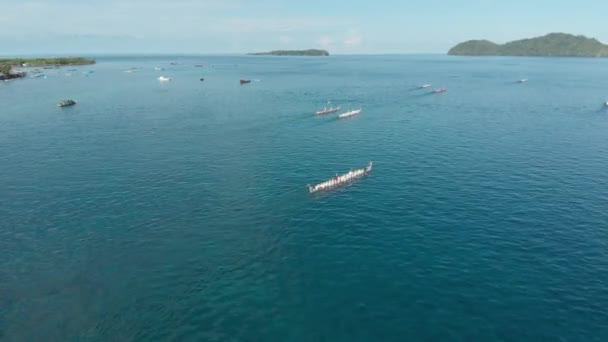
[195,64,204,67]
[315,102,340,115]
[154,67,164,71]
[57,99,77,107]
[338,109,362,119]
[433,88,447,94]
[158,76,172,82]
[308,162,373,193]
[240,79,251,85]
[31,74,46,78]
[200,77,205,81]
[518,79,528,83]
[420,83,432,89]
[605,101,608,107]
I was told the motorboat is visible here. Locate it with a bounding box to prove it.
[158,76,172,82]
[433,88,447,93]
[308,162,373,193]
[518,79,528,83]
[240,79,251,84]
[57,99,76,107]
[420,83,432,89]
[338,109,362,119]
[154,67,164,71]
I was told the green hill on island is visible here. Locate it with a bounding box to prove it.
[448,33,608,57]
[249,49,329,56]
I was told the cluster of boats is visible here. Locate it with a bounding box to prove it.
[315,102,362,119]
[308,162,373,193]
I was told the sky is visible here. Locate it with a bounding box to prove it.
[1,0,608,55]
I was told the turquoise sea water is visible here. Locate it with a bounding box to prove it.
[2,55,608,341]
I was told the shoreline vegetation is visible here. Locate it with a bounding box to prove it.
[448,33,608,57]
[0,57,95,80]
[248,49,329,56]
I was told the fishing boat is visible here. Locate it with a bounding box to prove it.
[158,76,171,82]
[240,79,251,84]
[315,102,341,115]
[433,88,447,94]
[420,83,432,89]
[308,162,373,193]
[57,99,77,107]
[338,109,362,119]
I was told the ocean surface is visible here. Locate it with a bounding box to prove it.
[2,55,608,341]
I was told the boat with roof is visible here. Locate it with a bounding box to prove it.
[338,108,362,119]
[315,101,341,115]
[308,162,373,193]
[57,99,77,107]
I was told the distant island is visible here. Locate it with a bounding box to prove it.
[448,33,608,57]
[248,49,329,56]
[0,57,95,80]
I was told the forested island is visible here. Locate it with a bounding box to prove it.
[0,57,95,80]
[249,49,329,56]
[448,33,608,57]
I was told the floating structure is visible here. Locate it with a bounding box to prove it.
[308,162,373,193]
[315,102,340,115]
[57,99,77,107]
[420,83,432,89]
[240,79,251,85]
[433,88,447,94]
[158,76,171,82]
[338,109,362,119]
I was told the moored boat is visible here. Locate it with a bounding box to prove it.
[433,88,447,93]
[240,79,251,84]
[308,162,373,193]
[57,99,77,107]
[338,109,362,119]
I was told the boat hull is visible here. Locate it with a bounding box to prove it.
[308,162,372,193]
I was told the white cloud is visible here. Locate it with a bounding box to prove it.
[317,35,333,48]
[279,35,292,44]
[344,30,362,48]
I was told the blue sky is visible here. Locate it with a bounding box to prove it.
[2,0,607,55]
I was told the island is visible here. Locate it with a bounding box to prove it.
[0,57,96,80]
[248,49,329,56]
[448,33,608,57]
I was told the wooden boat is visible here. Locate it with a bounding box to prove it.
[338,109,362,119]
[315,102,340,115]
[308,162,373,193]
